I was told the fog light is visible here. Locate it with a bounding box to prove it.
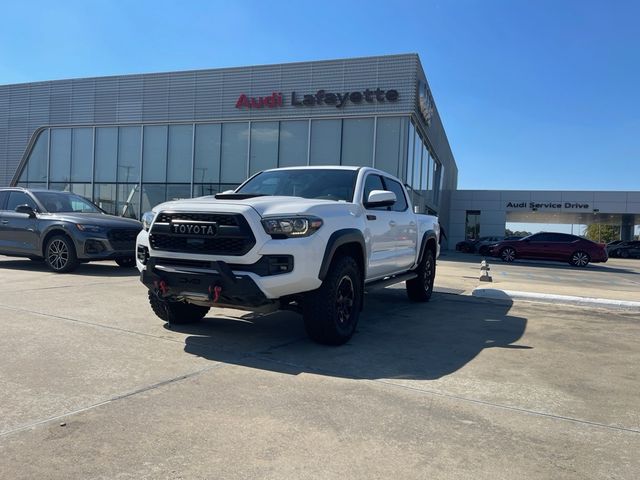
[85,240,106,254]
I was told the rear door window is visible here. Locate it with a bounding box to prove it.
[382,177,408,212]
[0,191,9,210]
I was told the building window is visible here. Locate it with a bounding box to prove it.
[220,122,248,183]
[278,120,308,167]
[466,210,481,240]
[71,128,93,182]
[194,124,221,184]
[142,125,168,182]
[341,118,374,167]
[375,116,406,177]
[309,119,341,165]
[250,121,279,175]
[49,128,72,182]
[94,127,118,182]
[117,126,141,183]
[167,124,192,183]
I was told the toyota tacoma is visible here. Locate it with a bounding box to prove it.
[136,166,440,345]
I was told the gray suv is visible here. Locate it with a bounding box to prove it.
[0,188,142,273]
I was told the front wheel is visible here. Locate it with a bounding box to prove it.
[45,235,79,273]
[619,250,629,259]
[500,247,516,263]
[406,248,436,302]
[115,257,136,268]
[303,256,362,346]
[148,291,210,325]
[570,251,590,267]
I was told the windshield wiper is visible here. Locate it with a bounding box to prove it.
[214,193,268,200]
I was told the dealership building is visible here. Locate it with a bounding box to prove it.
[1,54,638,247]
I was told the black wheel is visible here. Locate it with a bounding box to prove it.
[303,256,362,346]
[406,248,436,302]
[45,235,79,273]
[500,247,516,263]
[570,251,590,267]
[115,257,136,268]
[478,246,488,256]
[148,291,210,325]
[619,250,629,259]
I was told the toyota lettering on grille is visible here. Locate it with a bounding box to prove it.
[170,220,218,237]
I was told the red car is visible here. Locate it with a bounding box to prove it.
[489,232,608,267]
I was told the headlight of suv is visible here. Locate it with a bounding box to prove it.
[141,211,155,231]
[76,224,104,233]
[261,216,323,238]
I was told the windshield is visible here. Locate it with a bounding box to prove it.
[33,191,103,214]
[236,169,358,202]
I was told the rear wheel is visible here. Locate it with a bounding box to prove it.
[406,248,436,302]
[148,291,210,325]
[45,235,79,273]
[500,247,516,263]
[115,257,136,268]
[570,251,590,267]
[303,256,362,346]
[619,250,629,259]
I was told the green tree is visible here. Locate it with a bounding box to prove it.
[505,228,532,237]
[583,224,620,243]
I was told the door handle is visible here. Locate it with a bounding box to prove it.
[1,220,8,224]
[366,214,377,221]
[389,221,397,227]
[409,221,416,227]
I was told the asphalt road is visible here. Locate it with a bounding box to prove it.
[0,257,638,479]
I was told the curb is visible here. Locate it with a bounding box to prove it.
[472,288,640,312]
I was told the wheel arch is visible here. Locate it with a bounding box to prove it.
[41,227,73,256]
[318,229,366,281]
[417,230,438,266]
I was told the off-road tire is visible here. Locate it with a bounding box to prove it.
[148,291,210,325]
[45,235,79,273]
[115,257,136,268]
[406,248,436,302]
[303,256,363,346]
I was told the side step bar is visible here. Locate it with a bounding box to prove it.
[365,272,417,291]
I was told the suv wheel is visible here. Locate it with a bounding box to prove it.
[303,256,362,346]
[115,257,136,268]
[406,248,435,302]
[619,250,629,259]
[45,235,79,273]
[500,247,516,262]
[570,251,590,267]
[148,291,210,325]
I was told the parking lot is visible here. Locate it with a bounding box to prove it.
[0,256,639,479]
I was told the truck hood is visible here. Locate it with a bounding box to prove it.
[153,196,356,217]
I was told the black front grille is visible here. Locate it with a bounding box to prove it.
[156,212,238,226]
[150,211,255,256]
[107,228,139,251]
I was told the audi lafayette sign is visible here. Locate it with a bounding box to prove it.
[235,88,399,109]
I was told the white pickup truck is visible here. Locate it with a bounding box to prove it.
[136,166,440,345]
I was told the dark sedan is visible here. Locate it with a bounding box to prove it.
[489,232,608,267]
[0,188,142,273]
[609,241,640,259]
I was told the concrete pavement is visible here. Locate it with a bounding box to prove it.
[0,256,638,479]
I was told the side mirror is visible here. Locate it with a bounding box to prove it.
[15,204,36,218]
[365,190,396,209]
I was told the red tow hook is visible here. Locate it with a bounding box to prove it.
[154,280,169,296]
[208,285,222,303]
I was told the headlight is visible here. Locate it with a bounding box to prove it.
[76,224,103,233]
[141,211,155,231]
[261,216,323,238]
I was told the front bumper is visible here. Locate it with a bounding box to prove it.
[141,257,272,310]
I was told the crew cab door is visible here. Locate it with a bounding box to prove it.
[361,173,399,279]
[382,176,418,270]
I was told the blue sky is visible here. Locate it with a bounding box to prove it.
[1,0,638,193]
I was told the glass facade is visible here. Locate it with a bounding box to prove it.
[16,116,444,218]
